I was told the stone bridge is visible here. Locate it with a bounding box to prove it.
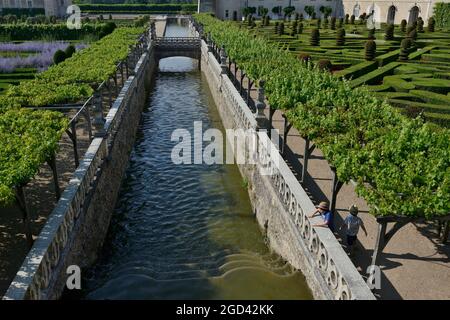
[154,37,201,61]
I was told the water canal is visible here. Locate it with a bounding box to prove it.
[80,22,313,300]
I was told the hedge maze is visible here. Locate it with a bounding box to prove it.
[239,16,450,127]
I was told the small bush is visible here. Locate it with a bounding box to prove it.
[65,45,76,58]
[338,18,343,28]
[345,14,349,24]
[330,17,337,28]
[399,38,412,61]
[310,28,320,46]
[317,18,321,29]
[53,50,66,65]
[428,17,435,32]
[298,53,312,63]
[317,59,332,71]
[336,28,346,46]
[323,17,329,29]
[368,28,376,40]
[365,40,376,61]
[278,22,285,35]
[417,17,424,32]
[297,22,304,34]
[400,19,407,32]
[407,28,417,41]
[350,15,355,24]
[385,24,394,40]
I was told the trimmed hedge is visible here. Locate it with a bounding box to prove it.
[1,8,45,17]
[376,49,400,66]
[0,23,107,41]
[334,60,378,79]
[350,62,401,88]
[78,4,197,13]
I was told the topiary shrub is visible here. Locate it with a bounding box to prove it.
[100,21,117,38]
[317,18,321,29]
[310,28,320,46]
[299,14,304,22]
[338,18,343,28]
[323,17,329,29]
[428,17,435,32]
[298,53,312,63]
[336,28,346,46]
[345,14,349,24]
[53,50,66,65]
[400,19,407,32]
[292,20,298,31]
[399,38,412,61]
[274,21,279,34]
[297,22,304,34]
[317,59,332,71]
[350,14,355,24]
[407,28,417,41]
[330,17,336,30]
[385,24,394,40]
[365,40,376,61]
[278,22,285,35]
[368,28,376,40]
[65,45,76,58]
[417,17,424,32]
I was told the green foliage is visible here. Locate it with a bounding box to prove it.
[345,14,349,24]
[317,59,332,71]
[365,40,376,61]
[297,22,303,34]
[434,2,450,29]
[194,14,450,218]
[0,23,107,41]
[428,17,435,32]
[417,17,424,32]
[304,6,315,18]
[77,3,198,14]
[399,38,412,61]
[336,28,345,46]
[65,45,76,59]
[0,108,68,205]
[385,24,394,40]
[310,28,320,46]
[53,49,66,65]
[401,19,407,32]
[350,15,355,25]
[0,26,145,206]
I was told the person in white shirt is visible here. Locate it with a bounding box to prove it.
[340,205,367,256]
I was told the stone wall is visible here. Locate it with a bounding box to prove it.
[197,28,375,300]
[3,36,156,300]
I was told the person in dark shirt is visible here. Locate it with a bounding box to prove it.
[309,201,334,232]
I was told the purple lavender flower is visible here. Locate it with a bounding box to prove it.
[0,41,88,73]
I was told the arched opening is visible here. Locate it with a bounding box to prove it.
[366,4,381,28]
[158,56,199,72]
[408,6,420,25]
[353,4,360,17]
[387,5,396,24]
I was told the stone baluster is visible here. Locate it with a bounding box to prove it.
[255,80,267,130]
[150,22,156,40]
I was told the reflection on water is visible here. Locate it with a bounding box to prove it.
[80,22,313,300]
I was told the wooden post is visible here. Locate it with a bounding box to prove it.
[108,80,113,108]
[15,186,33,247]
[330,167,344,213]
[71,120,79,167]
[302,138,310,183]
[371,221,387,268]
[47,154,61,201]
[282,114,293,157]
